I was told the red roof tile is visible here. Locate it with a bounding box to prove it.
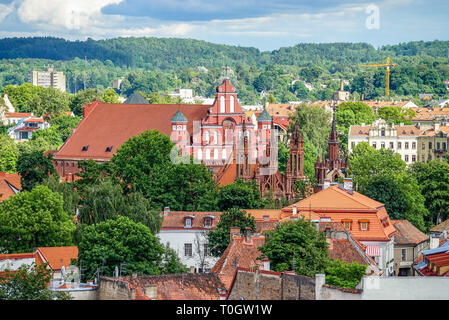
[53,101,211,161]
[35,246,78,271]
[161,211,222,230]
[0,172,21,202]
[392,220,428,245]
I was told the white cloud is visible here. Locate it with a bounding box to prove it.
[17,0,123,30]
[0,2,14,23]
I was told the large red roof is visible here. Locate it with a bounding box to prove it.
[53,101,211,161]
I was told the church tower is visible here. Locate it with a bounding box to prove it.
[328,105,339,171]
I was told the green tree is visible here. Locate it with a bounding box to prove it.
[0,134,19,173]
[0,263,71,300]
[70,88,101,116]
[218,179,264,211]
[409,161,449,227]
[258,219,329,277]
[77,216,165,280]
[208,208,256,257]
[41,175,80,216]
[349,142,406,192]
[0,185,75,253]
[335,102,376,152]
[161,243,188,274]
[16,151,57,191]
[378,106,416,125]
[111,130,218,211]
[100,88,120,103]
[290,104,332,155]
[77,177,162,234]
[325,259,367,289]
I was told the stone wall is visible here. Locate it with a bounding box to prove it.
[315,274,362,300]
[98,277,135,300]
[227,269,315,300]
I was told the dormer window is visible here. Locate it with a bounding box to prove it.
[82,145,89,151]
[184,215,194,228]
[359,220,369,231]
[263,215,270,221]
[342,219,352,231]
[204,216,214,228]
[105,146,113,152]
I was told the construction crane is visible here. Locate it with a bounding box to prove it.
[360,56,396,96]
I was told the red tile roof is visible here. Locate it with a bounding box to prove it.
[391,220,428,245]
[53,101,211,161]
[5,112,32,118]
[103,273,226,300]
[161,211,222,230]
[0,172,21,202]
[282,186,396,242]
[0,253,34,260]
[430,218,449,233]
[349,124,422,137]
[35,246,78,271]
[211,234,265,290]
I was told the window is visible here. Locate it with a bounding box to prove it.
[230,96,235,113]
[401,249,407,261]
[360,221,368,231]
[213,131,218,144]
[405,155,409,162]
[397,142,402,149]
[206,149,211,160]
[421,155,425,162]
[204,131,210,144]
[372,143,377,149]
[405,142,409,149]
[389,142,394,149]
[381,142,385,149]
[342,220,352,230]
[351,142,355,149]
[381,129,385,137]
[437,142,441,150]
[185,218,192,228]
[412,155,416,162]
[197,149,202,160]
[184,243,193,257]
[412,142,416,149]
[444,142,447,151]
[204,243,210,257]
[204,218,212,228]
[422,142,425,150]
[222,149,227,160]
[214,149,218,160]
[220,96,225,113]
[429,142,432,149]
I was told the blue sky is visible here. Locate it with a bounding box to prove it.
[0,0,447,51]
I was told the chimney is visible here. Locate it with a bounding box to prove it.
[443,230,447,240]
[244,227,251,243]
[344,178,353,191]
[219,289,227,300]
[163,207,170,216]
[144,285,158,300]
[131,272,138,279]
[434,123,440,132]
[262,259,270,271]
[293,204,297,216]
[340,79,344,91]
[230,227,241,241]
[323,179,331,190]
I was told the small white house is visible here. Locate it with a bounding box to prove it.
[157,208,222,273]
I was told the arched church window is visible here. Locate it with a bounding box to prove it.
[230,96,235,113]
[220,96,225,113]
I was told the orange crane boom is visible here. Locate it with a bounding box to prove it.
[361,56,396,96]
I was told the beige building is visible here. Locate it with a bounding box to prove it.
[391,220,429,276]
[417,124,449,162]
[348,119,422,165]
[29,67,66,92]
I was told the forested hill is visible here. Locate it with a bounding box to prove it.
[1,37,448,70]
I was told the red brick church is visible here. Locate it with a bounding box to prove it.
[52,78,308,200]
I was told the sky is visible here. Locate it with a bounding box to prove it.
[0,0,447,51]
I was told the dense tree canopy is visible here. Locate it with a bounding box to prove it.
[0,134,19,173]
[77,216,165,280]
[0,263,71,300]
[258,219,329,277]
[0,185,75,253]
